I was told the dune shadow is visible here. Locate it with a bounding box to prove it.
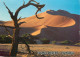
[20,10,80,41]
[36,25,79,42]
[46,10,79,23]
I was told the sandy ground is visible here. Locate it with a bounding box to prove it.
[0,44,80,57]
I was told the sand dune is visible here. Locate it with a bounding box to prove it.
[0,10,79,42]
[4,10,75,28]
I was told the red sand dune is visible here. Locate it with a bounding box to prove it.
[0,10,79,42]
[4,10,75,27]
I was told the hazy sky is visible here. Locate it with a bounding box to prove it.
[0,0,80,21]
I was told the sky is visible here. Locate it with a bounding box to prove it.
[0,0,80,21]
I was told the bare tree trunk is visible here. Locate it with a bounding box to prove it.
[9,19,20,56]
[9,37,18,56]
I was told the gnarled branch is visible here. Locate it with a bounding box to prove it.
[18,21,26,25]
[17,17,22,21]
[4,26,13,38]
[23,0,25,5]
[0,24,13,38]
[15,0,45,19]
[30,3,45,19]
[15,0,32,18]
[3,2,13,19]
[31,0,39,4]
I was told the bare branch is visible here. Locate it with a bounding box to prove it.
[30,3,45,10]
[35,8,44,19]
[17,17,22,21]
[4,26,10,35]
[30,3,45,19]
[3,2,13,19]
[31,0,39,4]
[15,0,32,17]
[0,24,13,38]
[15,0,45,19]
[0,24,15,29]
[18,21,26,25]
[7,35,13,38]
[4,26,13,38]
[23,0,25,5]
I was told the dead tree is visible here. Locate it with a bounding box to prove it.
[0,0,45,56]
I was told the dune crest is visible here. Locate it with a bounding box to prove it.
[4,10,76,28]
[0,10,79,42]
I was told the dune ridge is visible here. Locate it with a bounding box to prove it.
[0,10,79,42]
[4,10,75,28]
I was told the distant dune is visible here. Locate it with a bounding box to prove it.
[0,21,5,24]
[0,10,79,42]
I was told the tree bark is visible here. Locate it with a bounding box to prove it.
[9,28,20,56]
[9,19,20,56]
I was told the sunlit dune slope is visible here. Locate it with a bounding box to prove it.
[0,10,79,42]
[4,10,75,28]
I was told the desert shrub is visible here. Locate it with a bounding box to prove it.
[0,35,12,43]
[0,35,7,43]
[4,37,12,43]
[21,33,37,44]
[60,40,72,45]
[74,42,80,45]
[41,38,50,44]
[22,33,30,37]
[51,41,56,44]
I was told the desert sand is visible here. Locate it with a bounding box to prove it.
[4,10,75,27]
[0,44,80,57]
[0,10,79,42]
